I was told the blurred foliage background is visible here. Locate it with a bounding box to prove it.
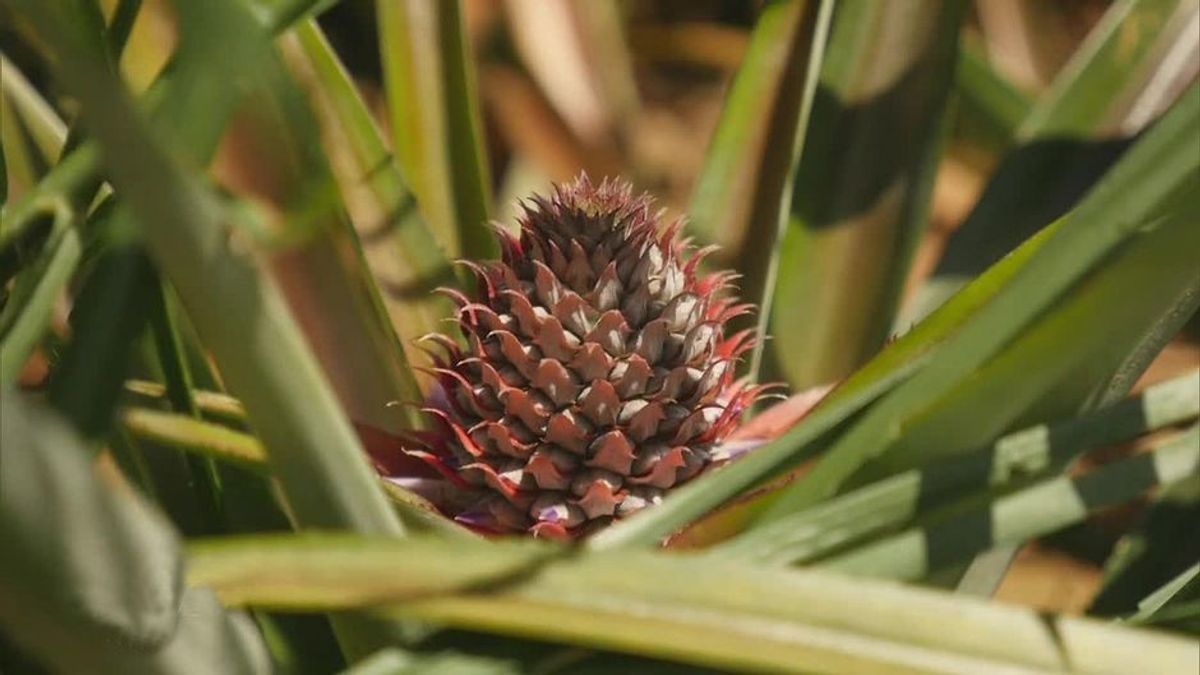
[1,0,1198,673]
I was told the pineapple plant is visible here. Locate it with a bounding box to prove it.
[1,0,1198,673]
[392,175,766,537]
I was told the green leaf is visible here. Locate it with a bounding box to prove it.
[597,182,1078,551]
[1,116,7,207]
[0,204,80,385]
[122,407,269,470]
[766,0,966,388]
[251,0,339,32]
[376,0,495,260]
[911,4,1200,585]
[591,184,1073,550]
[758,83,1200,522]
[1016,0,1198,140]
[1127,562,1200,627]
[210,27,426,434]
[120,406,478,540]
[715,371,1200,565]
[144,275,227,535]
[951,38,1031,153]
[283,20,455,365]
[0,53,68,162]
[49,235,158,439]
[0,0,326,251]
[188,533,553,608]
[0,390,270,673]
[687,0,828,253]
[1091,476,1200,617]
[0,141,99,253]
[1,94,29,206]
[819,425,1200,582]
[858,194,1200,482]
[909,0,1198,321]
[125,379,247,424]
[6,0,405,525]
[341,648,522,675]
[190,533,1200,674]
[686,0,833,381]
[10,0,424,656]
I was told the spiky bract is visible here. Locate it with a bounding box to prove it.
[411,176,763,538]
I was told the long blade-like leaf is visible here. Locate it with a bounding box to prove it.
[190,533,1200,674]
[283,21,454,368]
[856,194,1199,481]
[1090,475,1200,617]
[0,205,79,385]
[687,0,825,253]
[687,0,834,382]
[820,426,1200,581]
[376,0,495,260]
[592,192,1066,549]
[716,371,1200,565]
[5,0,405,528]
[908,0,1199,321]
[120,406,478,540]
[212,32,425,433]
[9,0,419,656]
[767,0,966,388]
[759,83,1200,522]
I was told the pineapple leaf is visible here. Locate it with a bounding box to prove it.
[0,391,271,673]
[4,0,407,529]
[715,371,1200,565]
[951,38,1032,153]
[0,204,80,385]
[686,0,833,382]
[758,82,1200,522]
[687,0,828,253]
[376,0,495,261]
[766,0,966,389]
[188,532,1200,674]
[908,0,1198,321]
[120,406,478,539]
[820,425,1199,581]
[285,20,456,369]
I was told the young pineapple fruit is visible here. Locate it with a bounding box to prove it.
[415,175,764,538]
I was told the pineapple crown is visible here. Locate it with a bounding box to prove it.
[405,175,767,539]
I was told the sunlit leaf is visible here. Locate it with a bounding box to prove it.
[190,533,1200,674]
[376,0,495,260]
[759,83,1199,522]
[767,0,966,388]
[909,0,1198,320]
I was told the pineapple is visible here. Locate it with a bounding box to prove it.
[409,176,766,538]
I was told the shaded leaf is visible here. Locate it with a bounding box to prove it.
[767,0,966,388]
[716,371,1200,565]
[820,426,1199,582]
[909,0,1199,321]
[50,233,158,439]
[758,83,1200,522]
[0,390,269,674]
